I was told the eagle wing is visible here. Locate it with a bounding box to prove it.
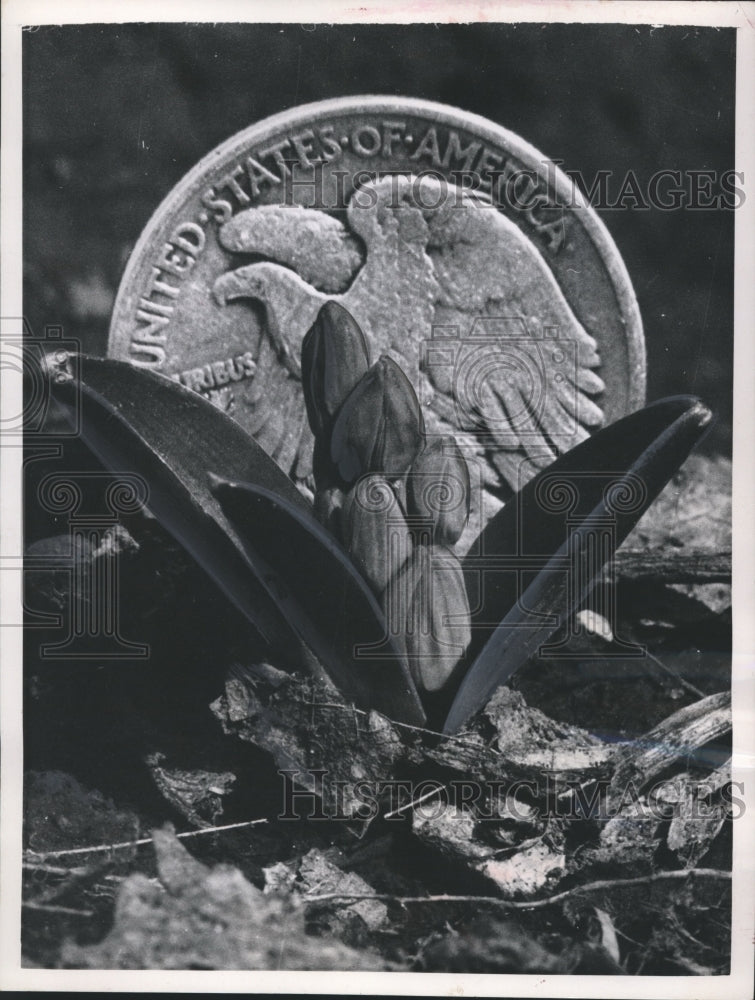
[211,176,605,501]
[412,175,606,489]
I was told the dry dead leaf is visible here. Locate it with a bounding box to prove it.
[61,826,384,970]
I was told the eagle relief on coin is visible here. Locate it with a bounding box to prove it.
[108,97,646,549]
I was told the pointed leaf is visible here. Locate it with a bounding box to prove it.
[444,396,713,733]
[211,477,426,726]
[44,352,310,663]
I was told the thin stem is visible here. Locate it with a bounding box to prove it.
[302,868,731,911]
[644,649,705,699]
[383,785,445,819]
[22,901,95,917]
[310,700,481,746]
[23,817,268,861]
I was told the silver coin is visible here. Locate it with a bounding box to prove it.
[108,96,645,543]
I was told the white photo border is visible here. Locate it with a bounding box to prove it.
[2,2,753,996]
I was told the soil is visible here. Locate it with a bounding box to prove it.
[21,453,732,974]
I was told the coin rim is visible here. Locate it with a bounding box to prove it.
[109,94,646,412]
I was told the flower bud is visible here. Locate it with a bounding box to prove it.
[341,474,412,596]
[406,437,471,545]
[301,301,370,438]
[330,356,425,484]
[399,545,471,693]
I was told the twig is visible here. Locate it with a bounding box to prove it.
[301,869,731,911]
[22,901,95,917]
[607,690,731,809]
[22,862,90,876]
[23,817,268,861]
[612,548,731,584]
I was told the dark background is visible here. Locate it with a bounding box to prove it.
[23,22,735,451]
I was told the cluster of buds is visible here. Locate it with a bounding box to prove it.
[301,302,472,697]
